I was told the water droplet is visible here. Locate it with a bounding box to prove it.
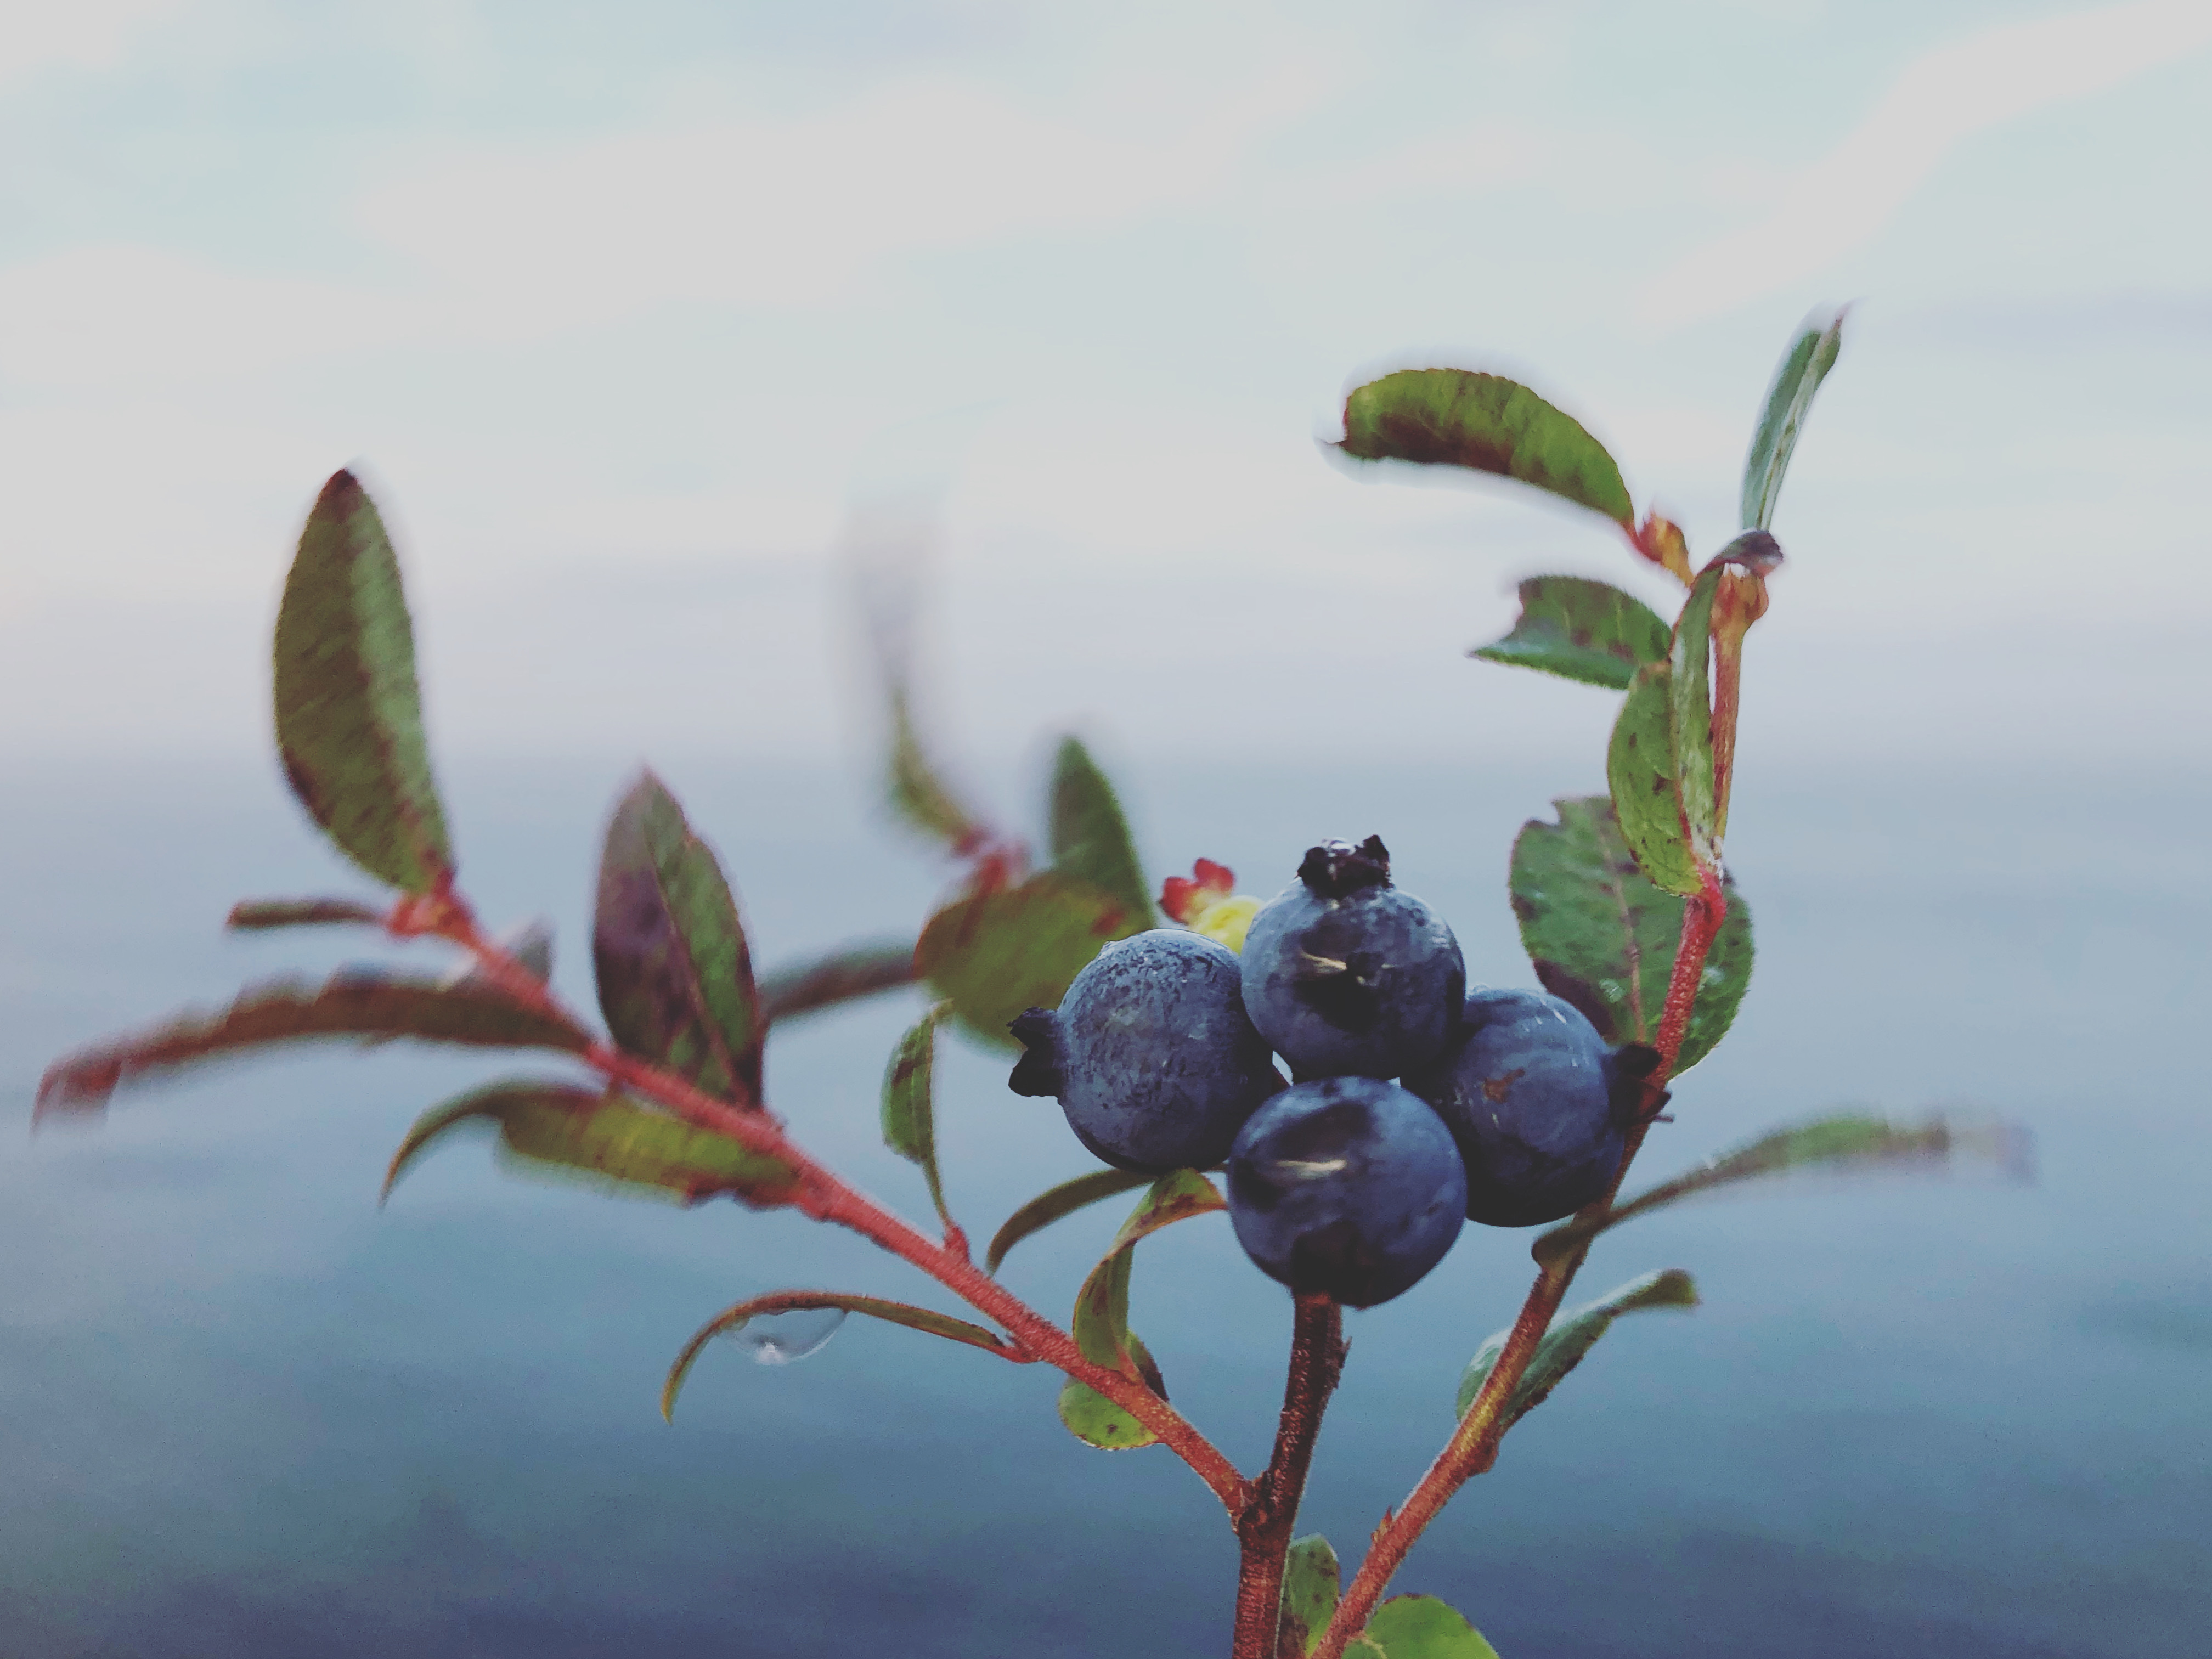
[724,1307,846,1366]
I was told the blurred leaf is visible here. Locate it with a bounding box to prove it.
[663,1290,1014,1419]
[1346,1641,1388,1659]
[1362,1596,1502,1658]
[1742,307,1846,532]
[1537,1113,2032,1266]
[227,898,386,931]
[757,938,917,1026]
[1455,1269,1697,1425]
[985,1167,1156,1274]
[1472,577,1672,691]
[1058,1170,1225,1450]
[273,470,454,894]
[1510,796,1753,1073]
[594,771,761,1107]
[1338,369,1634,526]
[1279,1534,1341,1657]
[383,1079,797,1211]
[1604,663,1702,898]
[917,871,1127,1051]
[1637,512,1694,585]
[1048,736,1155,932]
[889,685,987,853]
[37,972,590,1116]
[882,1006,958,1237]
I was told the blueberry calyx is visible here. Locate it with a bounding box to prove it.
[1006,1007,1064,1098]
[1296,835,1392,900]
[1606,1041,1668,1124]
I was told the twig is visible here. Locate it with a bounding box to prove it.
[1231,1295,1347,1658]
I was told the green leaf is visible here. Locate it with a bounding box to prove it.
[1509,796,1753,1073]
[889,684,986,853]
[1058,1170,1225,1450]
[1456,1268,1697,1426]
[985,1167,1156,1274]
[1536,1112,2030,1266]
[1279,1534,1341,1657]
[1048,736,1155,933]
[1604,663,1703,898]
[882,1006,957,1235]
[1668,568,1724,874]
[594,771,761,1107]
[757,938,917,1026]
[226,898,386,930]
[1338,369,1633,526]
[663,1290,1014,1419]
[1362,1595,1501,1659]
[36,971,591,1116]
[1472,577,1672,691]
[383,1079,798,1210]
[916,871,1127,1051]
[273,470,454,894]
[1742,307,1847,532]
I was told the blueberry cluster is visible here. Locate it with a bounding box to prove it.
[1011,836,1664,1308]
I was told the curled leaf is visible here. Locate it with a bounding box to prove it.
[985,1167,1156,1275]
[882,1006,958,1238]
[663,1291,1017,1420]
[1742,307,1847,532]
[1456,1268,1697,1426]
[273,470,454,894]
[227,898,385,931]
[38,972,590,1117]
[757,938,917,1026]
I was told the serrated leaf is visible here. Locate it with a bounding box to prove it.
[663,1290,1014,1419]
[1279,1534,1341,1657]
[882,1006,957,1235]
[1473,577,1672,691]
[1510,796,1752,1074]
[37,972,590,1116]
[1455,1268,1697,1425]
[594,771,761,1107]
[227,898,386,931]
[273,470,454,894]
[383,1079,798,1209]
[985,1167,1156,1274]
[916,871,1127,1051]
[1742,307,1846,532]
[757,938,917,1026]
[1605,663,1702,898]
[1536,1112,2031,1265]
[1338,369,1633,526]
[1362,1595,1501,1658]
[1058,1170,1225,1450]
[1048,736,1155,932]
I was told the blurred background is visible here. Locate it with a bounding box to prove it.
[1,3,2206,1655]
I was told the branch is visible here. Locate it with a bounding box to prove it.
[402,894,1251,1517]
[1231,1295,1346,1658]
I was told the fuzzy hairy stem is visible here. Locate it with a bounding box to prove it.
[1231,1295,1346,1658]
[1312,884,1727,1658]
[425,904,1250,1517]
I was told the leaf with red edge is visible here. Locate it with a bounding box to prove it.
[757,937,917,1026]
[227,898,386,931]
[663,1291,1016,1420]
[1057,1170,1225,1449]
[273,470,454,894]
[1337,369,1633,527]
[37,972,591,1116]
[383,1079,798,1208]
[593,771,761,1107]
[917,871,1128,1051]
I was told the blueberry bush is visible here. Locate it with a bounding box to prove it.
[38,310,2023,1657]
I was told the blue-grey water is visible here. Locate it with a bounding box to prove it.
[2,753,2205,1657]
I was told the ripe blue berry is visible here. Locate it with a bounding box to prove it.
[1402,988,1663,1227]
[1007,929,1282,1173]
[1227,1076,1467,1307]
[1240,836,1465,1080]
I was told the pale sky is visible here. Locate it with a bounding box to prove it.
[0,0,2205,781]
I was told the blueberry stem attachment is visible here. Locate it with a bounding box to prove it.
[1229,1293,1346,1659]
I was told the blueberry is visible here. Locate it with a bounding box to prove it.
[1007,929,1283,1173]
[1402,988,1663,1227]
[1239,836,1465,1080]
[1227,1076,1467,1307]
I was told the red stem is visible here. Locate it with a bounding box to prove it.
[1230,1295,1346,1658]
[405,895,1250,1517]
